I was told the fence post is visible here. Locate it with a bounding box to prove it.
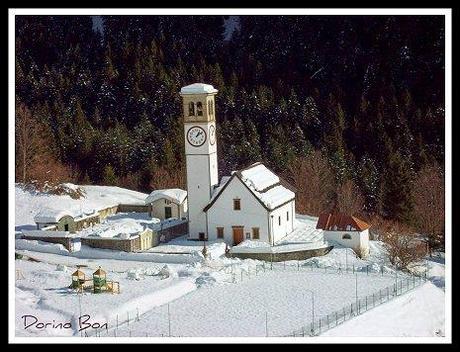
[343,307,346,321]
[367,265,369,275]
[127,311,130,326]
[137,307,140,322]
[335,311,338,326]
[353,264,355,274]
[372,293,375,307]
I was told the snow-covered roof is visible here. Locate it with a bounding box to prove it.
[33,207,99,224]
[145,188,187,205]
[204,162,296,212]
[237,163,295,210]
[34,208,75,223]
[240,164,280,192]
[180,83,218,95]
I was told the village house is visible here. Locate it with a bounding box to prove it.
[181,83,297,246]
[316,212,371,255]
[145,188,188,220]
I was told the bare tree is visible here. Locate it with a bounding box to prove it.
[15,102,72,188]
[285,150,336,215]
[15,103,41,183]
[378,219,426,271]
[411,163,445,255]
[149,165,186,191]
[336,179,365,215]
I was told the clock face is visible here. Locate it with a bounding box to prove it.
[209,125,216,145]
[187,126,207,147]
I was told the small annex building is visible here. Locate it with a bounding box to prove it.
[316,212,371,255]
[145,188,188,220]
[204,162,296,246]
[34,208,100,233]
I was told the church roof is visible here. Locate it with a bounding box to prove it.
[145,188,187,205]
[180,83,218,95]
[204,162,296,212]
[316,212,371,231]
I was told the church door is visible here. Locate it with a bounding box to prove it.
[232,227,244,245]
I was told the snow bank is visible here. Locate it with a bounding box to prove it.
[322,282,445,337]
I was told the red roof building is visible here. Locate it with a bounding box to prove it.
[316,212,371,232]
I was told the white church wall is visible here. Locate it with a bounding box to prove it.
[324,229,370,254]
[269,200,295,244]
[206,177,269,245]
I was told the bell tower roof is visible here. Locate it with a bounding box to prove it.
[180,83,218,95]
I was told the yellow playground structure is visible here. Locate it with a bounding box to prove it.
[71,266,120,294]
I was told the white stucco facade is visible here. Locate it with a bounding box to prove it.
[268,200,295,244]
[206,177,270,244]
[149,197,188,220]
[323,229,370,254]
[206,176,295,246]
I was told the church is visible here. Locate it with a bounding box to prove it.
[180,83,296,246]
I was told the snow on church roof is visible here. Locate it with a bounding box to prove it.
[240,164,280,192]
[238,163,295,210]
[205,163,296,212]
[180,83,218,95]
[145,188,187,205]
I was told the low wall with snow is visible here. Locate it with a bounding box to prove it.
[21,235,73,252]
[228,245,333,262]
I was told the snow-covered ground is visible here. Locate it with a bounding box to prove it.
[322,282,444,337]
[14,184,446,338]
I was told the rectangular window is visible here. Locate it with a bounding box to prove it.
[252,227,260,240]
[278,216,281,226]
[246,232,251,239]
[233,199,241,210]
[217,227,224,239]
[286,211,289,221]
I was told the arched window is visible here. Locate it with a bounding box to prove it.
[208,101,212,115]
[342,234,352,240]
[196,102,203,116]
[188,102,195,116]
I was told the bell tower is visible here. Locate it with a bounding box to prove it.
[180,83,219,240]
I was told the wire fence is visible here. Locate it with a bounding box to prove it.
[221,259,428,283]
[78,261,428,338]
[286,272,428,337]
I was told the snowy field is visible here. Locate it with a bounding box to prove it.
[14,184,446,338]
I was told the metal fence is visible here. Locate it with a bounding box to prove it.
[286,272,428,337]
[221,259,427,283]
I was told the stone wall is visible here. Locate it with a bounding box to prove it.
[118,204,150,213]
[227,245,334,262]
[98,205,119,220]
[157,221,188,243]
[81,237,138,252]
[22,235,73,252]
